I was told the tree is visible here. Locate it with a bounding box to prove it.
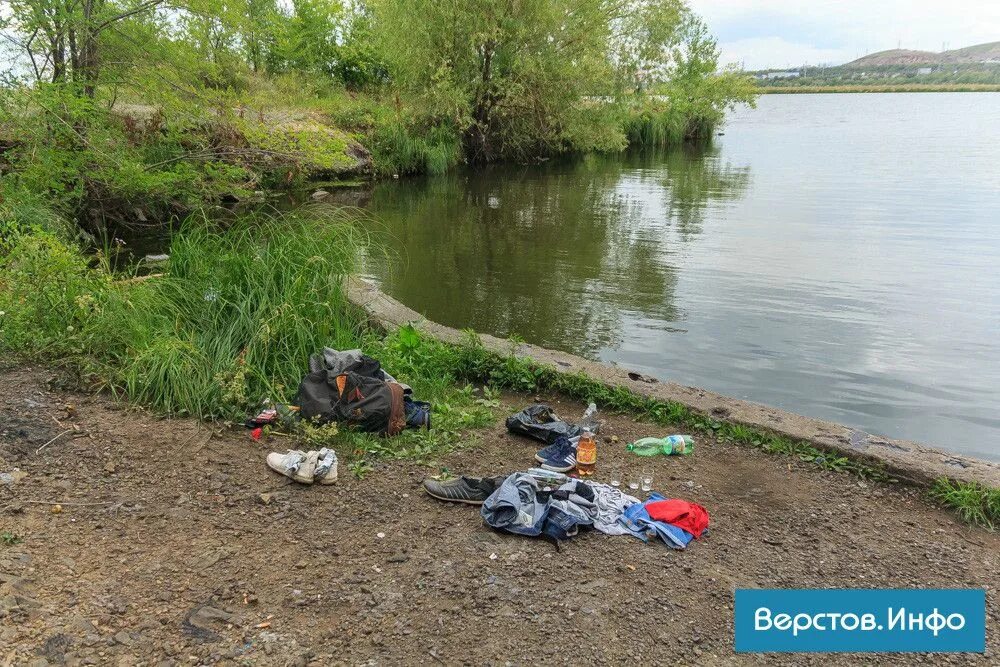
[661,14,757,139]
[370,0,747,161]
[242,0,279,73]
[372,0,617,161]
[3,0,165,97]
[274,0,343,75]
[610,0,687,94]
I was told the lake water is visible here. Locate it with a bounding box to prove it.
[361,93,1000,461]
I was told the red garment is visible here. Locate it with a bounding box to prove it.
[645,499,710,538]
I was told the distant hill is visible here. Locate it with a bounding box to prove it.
[847,41,1000,67]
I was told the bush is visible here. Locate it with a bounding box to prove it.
[0,227,107,358]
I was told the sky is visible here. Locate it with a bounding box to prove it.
[688,0,1000,70]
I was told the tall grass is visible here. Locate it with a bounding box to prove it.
[622,101,715,148]
[370,119,461,176]
[0,181,75,239]
[930,478,1000,530]
[1,206,369,419]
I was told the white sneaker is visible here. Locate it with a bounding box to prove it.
[314,448,338,485]
[296,451,319,484]
[266,450,315,485]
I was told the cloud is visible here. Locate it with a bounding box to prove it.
[687,0,1000,69]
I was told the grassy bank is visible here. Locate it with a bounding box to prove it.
[758,83,1000,94]
[0,202,499,466]
[1,206,365,419]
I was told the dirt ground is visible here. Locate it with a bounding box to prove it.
[1,366,998,666]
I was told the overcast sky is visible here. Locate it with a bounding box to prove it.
[689,0,1000,69]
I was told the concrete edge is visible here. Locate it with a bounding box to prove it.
[346,277,1000,490]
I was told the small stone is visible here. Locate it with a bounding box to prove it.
[113,630,132,646]
[257,492,273,506]
[51,504,63,514]
[104,462,116,474]
[387,553,409,563]
[185,605,236,630]
[0,469,27,485]
[376,532,385,539]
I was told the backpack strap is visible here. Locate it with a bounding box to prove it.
[387,382,405,436]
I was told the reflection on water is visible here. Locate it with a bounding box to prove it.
[367,145,750,357]
[364,93,1000,460]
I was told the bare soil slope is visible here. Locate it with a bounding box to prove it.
[1,367,998,665]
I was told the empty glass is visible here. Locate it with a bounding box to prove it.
[628,479,640,491]
[608,465,622,488]
[640,469,654,492]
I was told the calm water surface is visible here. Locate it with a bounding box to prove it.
[362,93,1000,460]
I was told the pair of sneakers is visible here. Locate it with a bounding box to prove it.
[535,436,577,473]
[266,448,338,485]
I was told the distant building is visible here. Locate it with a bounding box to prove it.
[917,67,933,75]
[756,70,801,80]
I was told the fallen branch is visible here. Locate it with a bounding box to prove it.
[36,429,73,454]
[17,500,119,506]
[114,273,164,285]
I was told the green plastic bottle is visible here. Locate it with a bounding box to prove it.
[626,435,694,456]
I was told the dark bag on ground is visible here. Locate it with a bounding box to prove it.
[297,370,406,435]
[505,404,582,444]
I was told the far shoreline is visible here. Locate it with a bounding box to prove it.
[758,84,1000,94]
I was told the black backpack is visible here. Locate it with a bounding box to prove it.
[296,369,405,435]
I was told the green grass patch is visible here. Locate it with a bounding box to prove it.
[1,531,22,546]
[331,327,502,471]
[929,479,1000,530]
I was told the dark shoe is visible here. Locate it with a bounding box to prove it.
[423,475,503,505]
[534,436,577,473]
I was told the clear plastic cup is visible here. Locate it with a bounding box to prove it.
[640,469,654,492]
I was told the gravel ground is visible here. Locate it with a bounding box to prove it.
[1,366,997,666]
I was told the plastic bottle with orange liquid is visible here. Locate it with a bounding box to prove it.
[576,428,597,476]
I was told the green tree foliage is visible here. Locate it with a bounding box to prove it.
[274,0,342,75]
[371,0,755,161]
[2,0,167,96]
[372,0,620,161]
[0,0,755,228]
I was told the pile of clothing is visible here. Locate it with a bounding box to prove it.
[424,470,710,549]
[620,493,710,549]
